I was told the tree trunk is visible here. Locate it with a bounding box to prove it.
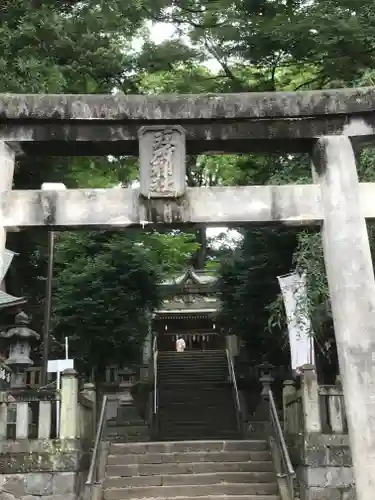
[192,225,207,270]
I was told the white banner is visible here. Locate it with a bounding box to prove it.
[277,272,315,371]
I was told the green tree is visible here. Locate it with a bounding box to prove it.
[51,230,199,374]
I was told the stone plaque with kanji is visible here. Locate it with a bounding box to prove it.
[138,126,186,198]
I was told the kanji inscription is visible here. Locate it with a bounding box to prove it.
[139,126,186,198]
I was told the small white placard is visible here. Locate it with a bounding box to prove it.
[47,359,74,373]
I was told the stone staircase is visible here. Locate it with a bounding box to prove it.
[103,439,280,500]
[156,350,240,441]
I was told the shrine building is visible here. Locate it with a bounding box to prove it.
[152,267,238,354]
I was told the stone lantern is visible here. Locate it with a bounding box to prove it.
[258,362,274,399]
[118,366,136,404]
[0,312,40,388]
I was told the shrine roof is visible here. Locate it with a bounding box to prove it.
[1,250,15,282]
[0,87,375,121]
[160,268,218,287]
[0,250,26,310]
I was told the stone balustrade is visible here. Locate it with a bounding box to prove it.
[0,369,97,500]
[0,368,95,441]
[282,366,355,500]
[283,366,347,437]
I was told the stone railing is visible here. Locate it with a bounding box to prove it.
[0,369,96,441]
[0,369,96,500]
[282,365,355,500]
[283,367,347,436]
[0,388,59,440]
[26,364,123,389]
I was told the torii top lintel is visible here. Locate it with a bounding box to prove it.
[1,87,375,155]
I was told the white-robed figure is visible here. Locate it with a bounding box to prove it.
[175,336,186,352]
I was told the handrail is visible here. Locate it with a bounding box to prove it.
[267,388,295,500]
[85,394,108,499]
[152,336,158,416]
[225,349,242,434]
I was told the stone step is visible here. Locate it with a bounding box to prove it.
[158,362,227,368]
[158,364,227,369]
[159,387,232,393]
[158,367,227,372]
[107,423,149,431]
[107,450,271,465]
[110,435,150,443]
[159,392,233,398]
[106,460,275,477]
[158,373,228,379]
[158,359,227,362]
[103,483,278,499]
[156,435,242,442]
[158,408,236,415]
[108,418,146,426]
[156,428,239,436]
[105,471,277,488]
[158,407,237,415]
[158,401,235,408]
[158,415,237,422]
[105,496,279,500]
[158,388,231,395]
[106,428,150,438]
[109,440,267,454]
[158,350,226,357]
[156,433,242,442]
[159,378,229,385]
[157,423,238,431]
[157,420,238,425]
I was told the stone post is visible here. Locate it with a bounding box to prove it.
[300,364,321,433]
[0,398,7,440]
[16,402,29,439]
[82,382,96,435]
[38,401,52,439]
[282,380,296,435]
[60,368,79,439]
[312,135,375,499]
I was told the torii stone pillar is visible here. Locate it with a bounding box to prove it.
[312,136,375,500]
[0,142,15,273]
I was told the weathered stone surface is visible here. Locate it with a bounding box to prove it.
[43,495,76,500]
[25,474,53,495]
[300,486,356,500]
[0,440,81,474]
[302,466,354,487]
[2,115,375,156]
[0,88,374,120]
[0,472,77,500]
[5,182,375,229]
[51,473,75,495]
[0,89,375,154]
[0,476,27,497]
[313,136,375,500]
[3,184,325,228]
[0,440,87,500]
[296,434,356,500]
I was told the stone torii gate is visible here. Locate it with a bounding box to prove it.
[0,88,375,498]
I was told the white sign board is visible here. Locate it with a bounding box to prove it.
[47,359,74,373]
